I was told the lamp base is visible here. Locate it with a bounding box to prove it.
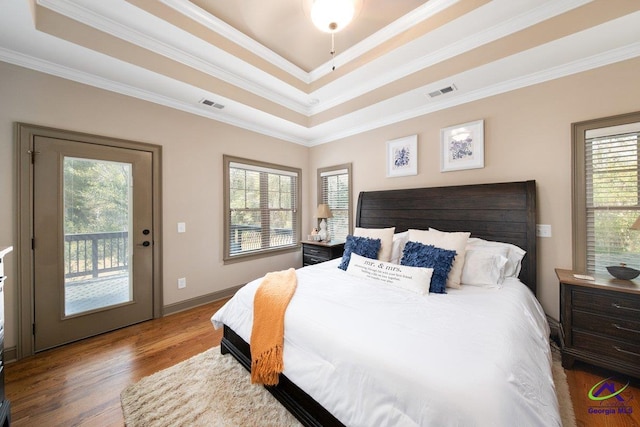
[319,219,328,241]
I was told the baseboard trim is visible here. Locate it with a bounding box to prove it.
[3,286,243,363]
[5,347,17,363]
[162,285,243,316]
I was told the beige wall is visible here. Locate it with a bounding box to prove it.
[0,61,308,350]
[1,56,639,351]
[310,56,640,320]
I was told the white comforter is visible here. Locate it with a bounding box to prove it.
[211,259,560,427]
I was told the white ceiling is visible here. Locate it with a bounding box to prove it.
[1,0,639,146]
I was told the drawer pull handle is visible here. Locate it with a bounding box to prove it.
[611,302,640,313]
[613,323,640,334]
[614,346,640,357]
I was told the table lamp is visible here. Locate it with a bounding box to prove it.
[316,204,333,241]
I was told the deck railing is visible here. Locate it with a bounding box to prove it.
[65,227,294,277]
[230,225,294,254]
[64,231,129,279]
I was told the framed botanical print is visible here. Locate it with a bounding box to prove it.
[386,135,418,177]
[440,120,484,172]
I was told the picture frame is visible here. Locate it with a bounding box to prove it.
[386,135,418,177]
[440,120,484,172]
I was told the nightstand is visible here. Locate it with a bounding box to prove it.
[301,240,345,267]
[556,268,640,378]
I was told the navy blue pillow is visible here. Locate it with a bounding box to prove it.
[338,235,381,271]
[400,241,457,294]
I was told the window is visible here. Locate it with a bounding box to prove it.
[572,112,640,274]
[317,164,352,241]
[224,155,301,262]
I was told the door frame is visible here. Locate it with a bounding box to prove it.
[16,123,163,359]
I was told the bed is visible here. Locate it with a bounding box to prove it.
[212,180,560,426]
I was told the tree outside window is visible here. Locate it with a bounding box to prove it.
[573,112,640,274]
[318,164,351,241]
[224,156,301,261]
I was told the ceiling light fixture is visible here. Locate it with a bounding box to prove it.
[310,0,355,33]
[309,0,360,70]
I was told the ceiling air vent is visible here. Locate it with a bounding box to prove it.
[199,98,225,109]
[428,84,457,98]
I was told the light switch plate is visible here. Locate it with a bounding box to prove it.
[536,224,552,238]
[177,222,186,233]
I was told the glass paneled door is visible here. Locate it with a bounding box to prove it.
[33,136,154,352]
[63,157,133,316]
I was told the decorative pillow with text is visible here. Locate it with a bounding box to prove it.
[346,253,433,295]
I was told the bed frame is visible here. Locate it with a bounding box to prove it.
[221,180,537,427]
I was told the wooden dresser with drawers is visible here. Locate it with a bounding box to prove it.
[557,268,640,379]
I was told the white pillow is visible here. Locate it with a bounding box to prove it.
[408,228,470,289]
[466,238,526,278]
[390,231,409,264]
[461,248,509,288]
[354,227,395,262]
[346,253,433,295]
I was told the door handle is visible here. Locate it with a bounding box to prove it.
[139,241,151,247]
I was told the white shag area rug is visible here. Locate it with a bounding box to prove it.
[121,346,576,426]
[121,347,301,427]
[552,342,578,427]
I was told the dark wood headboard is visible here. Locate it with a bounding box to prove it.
[355,180,537,295]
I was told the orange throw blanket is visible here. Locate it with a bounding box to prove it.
[250,268,297,385]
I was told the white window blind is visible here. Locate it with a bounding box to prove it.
[319,166,350,240]
[585,129,640,274]
[226,158,300,259]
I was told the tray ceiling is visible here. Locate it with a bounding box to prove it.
[1,0,639,146]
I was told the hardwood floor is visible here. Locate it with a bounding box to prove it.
[5,299,640,426]
[6,299,228,426]
[565,360,640,427]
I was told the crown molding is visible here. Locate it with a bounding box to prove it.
[307,0,462,80]
[159,0,311,83]
[4,1,639,148]
[4,40,637,147]
[35,0,594,121]
[161,0,462,83]
[0,46,310,145]
[307,0,592,115]
[37,0,314,115]
[305,41,640,146]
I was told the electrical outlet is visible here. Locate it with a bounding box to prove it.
[178,277,186,289]
[536,224,552,238]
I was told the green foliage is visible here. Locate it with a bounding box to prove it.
[322,173,349,240]
[229,166,296,249]
[325,174,348,209]
[589,134,640,270]
[64,158,131,234]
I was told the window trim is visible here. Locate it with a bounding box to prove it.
[317,163,352,239]
[572,111,640,272]
[223,155,302,263]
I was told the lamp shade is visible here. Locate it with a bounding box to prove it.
[631,215,640,230]
[310,0,356,33]
[316,204,333,219]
